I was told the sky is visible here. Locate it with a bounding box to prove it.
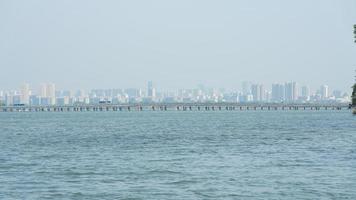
[0,0,356,92]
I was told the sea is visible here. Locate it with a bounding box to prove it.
[0,110,355,199]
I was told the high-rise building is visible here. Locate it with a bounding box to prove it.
[272,83,285,102]
[320,85,329,99]
[301,86,310,97]
[40,83,56,105]
[29,95,41,106]
[20,83,30,105]
[0,91,3,105]
[285,82,292,102]
[242,81,251,95]
[251,84,260,102]
[125,88,142,98]
[56,96,70,106]
[147,81,156,98]
[75,89,86,98]
[285,82,298,102]
[265,91,272,102]
[301,86,310,101]
[47,83,56,105]
[332,90,342,98]
[251,84,265,102]
[251,84,266,102]
[259,84,266,101]
[40,83,47,98]
[5,94,13,106]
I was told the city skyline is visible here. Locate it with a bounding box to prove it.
[0,81,350,106]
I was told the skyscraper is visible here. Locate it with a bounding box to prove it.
[272,83,285,102]
[40,83,47,98]
[40,83,56,105]
[242,81,251,95]
[332,90,342,98]
[47,83,56,105]
[20,83,30,105]
[251,84,265,102]
[301,86,310,101]
[285,82,298,102]
[251,84,260,102]
[320,85,329,99]
[147,81,156,98]
[301,86,310,97]
[259,84,266,102]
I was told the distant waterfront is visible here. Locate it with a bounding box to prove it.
[0,102,351,112]
[1,81,351,108]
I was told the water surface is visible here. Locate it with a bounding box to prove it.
[0,111,355,199]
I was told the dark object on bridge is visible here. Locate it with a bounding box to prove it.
[99,100,111,104]
[352,84,356,106]
[13,104,25,106]
[354,24,356,43]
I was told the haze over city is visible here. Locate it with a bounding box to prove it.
[1,1,356,199]
[0,81,350,107]
[1,0,356,92]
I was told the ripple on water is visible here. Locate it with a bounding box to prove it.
[0,111,355,199]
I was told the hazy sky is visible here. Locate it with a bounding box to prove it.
[1,0,356,92]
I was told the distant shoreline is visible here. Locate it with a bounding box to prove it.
[0,102,350,112]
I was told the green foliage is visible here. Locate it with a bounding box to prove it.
[352,84,356,105]
[354,24,356,42]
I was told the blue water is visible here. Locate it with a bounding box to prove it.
[0,111,355,199]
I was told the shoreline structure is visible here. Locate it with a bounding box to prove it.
[0,103,350,112]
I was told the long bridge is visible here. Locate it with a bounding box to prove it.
[0,103,351,112]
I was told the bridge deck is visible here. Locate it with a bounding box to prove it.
[0,103,350,112]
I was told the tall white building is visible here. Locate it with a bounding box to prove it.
[251,84,265,102]
[285,82,298,102]
[301,86,310,101]
[40,83,47,98]
[5,94,13,106]
[251,84,260,102]
[242,81,251,95]
[40,83,56,105]
[260,85,266,101]
[320,85,329,99]
[20,83,30,105]
[48,83,56,105]
[301,86,310,97]
[147,81,156,98]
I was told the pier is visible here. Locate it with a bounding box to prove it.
[0,103,350,112]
